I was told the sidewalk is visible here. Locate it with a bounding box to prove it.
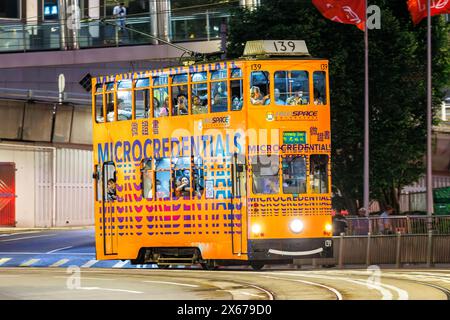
[0,226,94,234]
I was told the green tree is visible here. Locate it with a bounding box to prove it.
[227,0,450,214]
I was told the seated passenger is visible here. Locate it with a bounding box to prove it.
[265,88,285,105]
[232,96,243,110]
[175,95,189,115]
[156,179,169,199]
[106,102,115,122]
[287,90,308,105]
[250,86,269,105]
[212,91,227,112]
[175,176,190,197]
[192,95,207,114]
[155,97,169,117]
[153,97,160,118]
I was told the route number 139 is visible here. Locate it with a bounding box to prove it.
[273,41,295,52]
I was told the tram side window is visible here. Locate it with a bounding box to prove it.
[313,71,327,105]
[95,165,102,201]
[171,74,189,116]
[95,93,104,123]
[191,72,208,115]
[310,155,329,194]
[210,81,228,113]
[105,82,115,122]
[250,71,270,105]
[172,156,191,199]
[251,155,279,194]
[193,156,204,198]
[231,68,243,111]
[155,158,170,199]
[117,80,132,121]
[135,78,150,119]
[275,71,309,106]
[153,86,169,118]
[282,156,306,194]
[141,158,153,199]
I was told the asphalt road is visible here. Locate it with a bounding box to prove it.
[1,267,450,300]
[1,229,450,300]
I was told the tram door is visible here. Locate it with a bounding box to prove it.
[102,162,118,255]
[230,154,246,255]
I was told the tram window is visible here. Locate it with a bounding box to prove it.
[251,155,279,194]
[172,73,188,84]
[192,83,208,114]
[275,70,309,105]
[310,155,329,194]
[210,81,228,113]
[156,171,170,199]
[173,170,191,199]
[117,80,132,121]
[171,84,189,116]
[250,71,270,105]
[103,163,116,202]
[95,94,104,123]
[156,157,170,170]
[231,79,243,111]
[95,83,103,93]
[211,69,227,80]
[105,92,115,122]
[282,156,306,194]
[313,71,327,105]
[153,87,169,118]
[172,156,191,170]
[135,78,150,88]
[193,157,204,198]
[135,88,150,119]
[191,72,207,82]
[231,68,242,78]
[153,75,168,86]
[95,165,102,201]
[141,159,153,199]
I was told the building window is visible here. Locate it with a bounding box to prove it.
[0,0,20,19]
[44,0,59,21]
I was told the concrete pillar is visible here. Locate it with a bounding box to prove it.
[149,0,158,44]
[156,0,171,41]
[59,0,81,50]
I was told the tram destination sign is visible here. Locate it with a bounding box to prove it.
[283,131,307,145]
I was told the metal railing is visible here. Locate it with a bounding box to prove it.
[295,232,450,267]
[344,215,450,236]
[0,12,230,53]
[0,87,91,105]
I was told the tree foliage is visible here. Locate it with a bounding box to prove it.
[227,0,450,214]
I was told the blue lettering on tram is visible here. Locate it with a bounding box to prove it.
[97,133,245,164]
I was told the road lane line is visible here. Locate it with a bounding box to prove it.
[143,280,199,288]
[49,259,70,267]
[262,275,343,300]
[0,252,95,255]
[78,287,143,294]
[270,272,393,300]
[81,260,99,268]
[218,289,265,298]
[0,231,41,237]
[19,259,40,267]
[53,276,116,281]
[0,234,58,242]
[46,246,73,254]
[0,258,12,266]
[112,260,129,268]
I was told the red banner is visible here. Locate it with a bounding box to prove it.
[312,0,366,31]
[407,0,450,24]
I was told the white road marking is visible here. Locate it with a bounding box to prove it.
[19,259,40,267]
[0,234,58,242]
[0,258,12,266]
[77,287,143,294]
[270,272,394,300]
[49,259,70,267]
[112,260,129,268]
[218,289,265,298]
[143,280,199,288]
[46,246,73,254]
[262,275,343,300]
[0,231,41,237]
[81,260,98,268]
[53,276,116,281]
[0,252,94,255]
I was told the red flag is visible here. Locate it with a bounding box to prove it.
[312,0,366,31]
[407,0,450,24]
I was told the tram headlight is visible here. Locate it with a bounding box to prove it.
[289,219,304,234]
[325,223,332,232]
[251,223,262,234]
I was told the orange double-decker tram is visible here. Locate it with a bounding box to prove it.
[92,40,333,270]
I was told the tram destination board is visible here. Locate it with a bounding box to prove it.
[283,131,307,145]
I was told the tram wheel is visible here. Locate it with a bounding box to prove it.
[250,262,265,271]
[200,260,217,270]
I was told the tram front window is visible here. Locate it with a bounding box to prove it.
[251,156,279,194]
[282,156,306,194]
